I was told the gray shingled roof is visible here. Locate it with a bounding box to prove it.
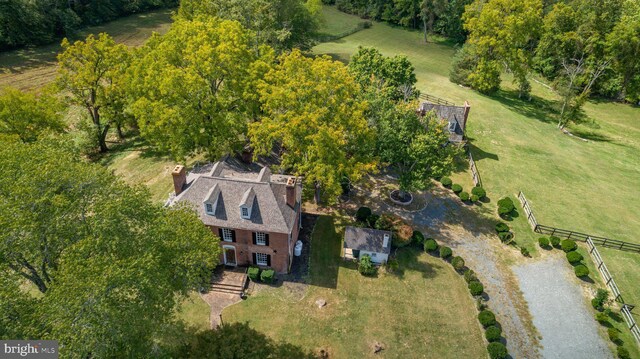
[419,102,468,141]
[344,226,392,254]
[173,161,300,234]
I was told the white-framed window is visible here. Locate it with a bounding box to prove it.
[256,232,266,246]
[222,228,233,242]
[371,252,377,257]
[241,207,249,219]
[205,203,214,214]
[256,253,268,266]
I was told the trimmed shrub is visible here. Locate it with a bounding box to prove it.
[520,247,530,257]
[366,214,380,228]
[463,269,477,283]
[566,251,584,264]
[608,327,620,344]
[452,184,463,194]
[469,281,484,296]
[478,310,496,327]
[574,264,590,277]
[471,186,487,199]
[260,269,275,284]
[495,222,510,233]
[374,214,394,231]
[591,289,609,311]
[485,326,502,342]
[487,342,508,359]
[355,207,372,222]
[439,246,453,259]
[424,238,438,252]
[358,255,377,276]
[247,267,260,282]
[497,197,515,217]
[441,177,452,188]
[538,237,550,248]
[459,191,470,201]
[550,236,561,247]
[471,194,479,203]
[411,231,425,246]
[618,346,630,359]
[561,239,578,252]
[498,231,513,243]
[386,259,399,272]
[451,256,465,271]
[595,312,609,325]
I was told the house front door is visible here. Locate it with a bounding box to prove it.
[223,246,236,266]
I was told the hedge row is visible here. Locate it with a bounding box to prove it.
[248,267,276,284]
[439,178,487,205]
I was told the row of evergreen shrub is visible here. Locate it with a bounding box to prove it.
[248,267,276,284]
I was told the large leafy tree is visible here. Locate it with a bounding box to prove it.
[348,46,418,101]
[0,87,64,143]
[178,0,321,52]
[462,0,543,95]
[249,50,376,204]
[372,96,460,196]
[0,140,219,357]
[56,33,131,152]
[128,17,270,160]
[606,14,640,101]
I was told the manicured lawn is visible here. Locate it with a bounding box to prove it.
[312,12,640,322]
[317,5,366,39]
[0,9,174,91]
[222,215,486,358]
[176,292,210,332]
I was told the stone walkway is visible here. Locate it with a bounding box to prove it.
[200,291,242,328]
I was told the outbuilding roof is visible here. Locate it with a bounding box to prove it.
[344,226,392,254]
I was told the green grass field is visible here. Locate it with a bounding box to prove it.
[313,16,640,316]
[317,6,367,39]
[0,9,173,91]
[222,215,486,358]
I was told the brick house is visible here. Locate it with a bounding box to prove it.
[168,160,302,274]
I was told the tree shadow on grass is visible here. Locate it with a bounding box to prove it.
[466,138,498,162]
[488,89,558,125]
[388,246,441,280]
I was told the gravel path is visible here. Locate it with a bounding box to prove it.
[513,256,613,359]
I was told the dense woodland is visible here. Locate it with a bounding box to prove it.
[0,0,178,50]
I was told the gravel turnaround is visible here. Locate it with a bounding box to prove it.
[513,256,613,359]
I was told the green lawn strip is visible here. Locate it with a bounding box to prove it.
[313,11,639,313]
[176,291,210,332]
[222,214,485,358]
[0,9,174,91]
[317,6,367,40]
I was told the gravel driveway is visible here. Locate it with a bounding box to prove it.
[513,256,613,359]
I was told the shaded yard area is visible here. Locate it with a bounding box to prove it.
[222,215,486,358]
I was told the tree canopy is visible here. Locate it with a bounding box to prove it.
[249,50,376,203]
[128,17,272,160]
[0,87,64,143]
[0,140,220,357]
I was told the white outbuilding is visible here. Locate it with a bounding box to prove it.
[343,226,392,264]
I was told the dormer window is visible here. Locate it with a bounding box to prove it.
[203,183,220,216]
[239,187,255,220]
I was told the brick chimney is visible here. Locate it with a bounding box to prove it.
[172,165,186,195]
[285,177,296,208]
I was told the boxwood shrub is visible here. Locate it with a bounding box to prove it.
[498,231,513,243]
[487,342,508,359]
[608,327,620,343]
[260,269,276,284]
[471,186,487,199]
[538,237,550,248]
[411,230,425,246]
[520,247,530,257]
[358,255,377,276]
[566,251,584,264]
[469,281,484,296]
[356,207,372,222]
[550,236,561,247]
[495,222,510,233]
[478,310,496,327]
[439,246,453,259]
[574,264,590,277]
[471,194,479,203]
[441,177,452,188]
[366,214,380,228]
[464,269,478,283]
[561,239,578,252]
[451,256,465,271]
[424,238,438,252]
[452,184,463,194]
[497,197,515,217]
[618,347,630,359]
[247,267,260,282]
[485,326,502,342]
[459,191,470,201]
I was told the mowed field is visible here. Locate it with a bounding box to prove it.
[313,17,640,317]
[223,215,486,358]
[0,9,174,91]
